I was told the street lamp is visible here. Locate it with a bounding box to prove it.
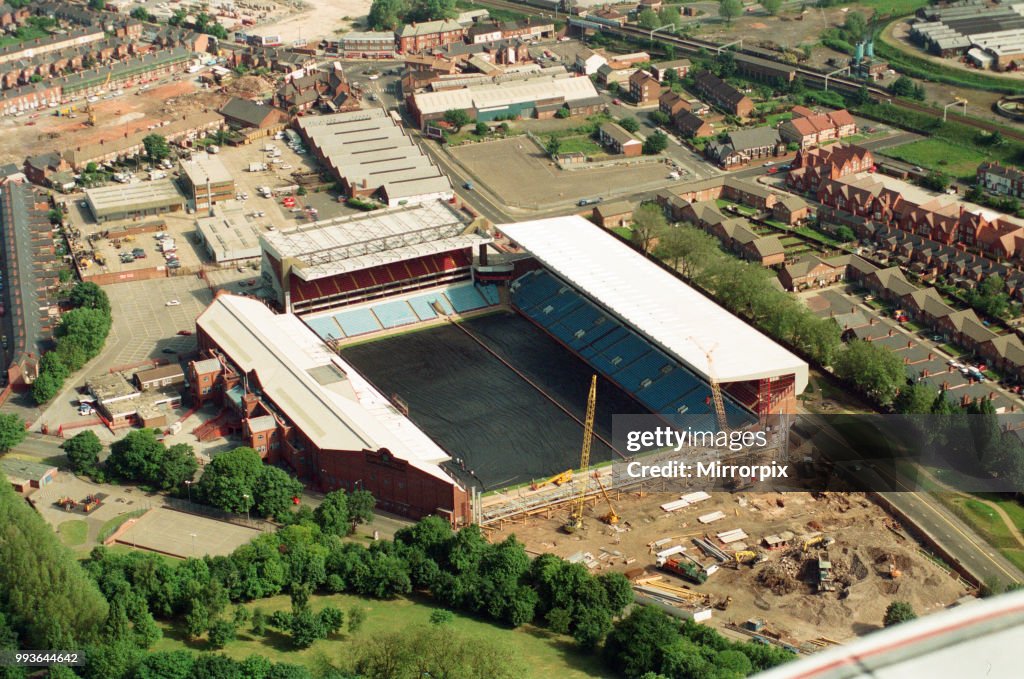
[190,532,197,556]
[184,479,192,504]
[242,494,251,523]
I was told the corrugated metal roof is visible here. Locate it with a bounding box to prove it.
[499,216,808,390]
[197,294,461,484]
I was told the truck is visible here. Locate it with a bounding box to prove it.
[248,162,268,172]
[657,556,707,585]
[258,186,272,198]
[206,145,220,154]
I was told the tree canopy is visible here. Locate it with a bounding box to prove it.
[0,414,25,454]
[884,601,917,627]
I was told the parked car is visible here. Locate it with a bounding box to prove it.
[176,330,193,336]
[161,348,177,354]
[165,299,180,306]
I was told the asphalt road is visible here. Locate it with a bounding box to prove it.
[807,415,1024,589]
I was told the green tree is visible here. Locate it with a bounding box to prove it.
[631,203,668,254]
[474,121,489,136]
[57,307,112,356]
[314,489,352,536]
[442,109,471,132]
[891,76,918,98]
[198,447,264,513]
[638,9,659,29]
[658,7,681,28]
[643,130,669,155]
[289,606,325,649]
[407,0,457,22]
[348,489,375,526]
[347,606,367,634]
[0,480,109,649]
[833,339,906,406]
[894,381,938,414]
[618,117,640,133]
[88,0,105,10]
[921,171,950,192]
[763,0,783,15]
[604,606,681,678]
[843,11,868,41]
[253,466,303,521]
[142,134,170,162]
[883,601,917,626]
[31,370,62,405]
[653,224,719,278]
[649,111,671,126]
[106,429,165,484]
[719,0,743,25]
[251,608,268,636]
[0,413,26,453]
[545,136,561,157]
[206,619,236,649]
[367,0,409,30]
[835,225,857,242]
[62,430,103,476]
[129,6,151,21]
[134,651,195,679]
[160,443,199,491]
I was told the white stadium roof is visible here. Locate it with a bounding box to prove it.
[500,216,808,392]
[197,294,460,485]
[261,200,490,281]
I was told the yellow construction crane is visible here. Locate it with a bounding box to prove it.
[688,337,728,432]
[593,472,618,525]
[563,374,597,534]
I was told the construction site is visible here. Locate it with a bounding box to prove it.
[486,484,971,650]
[0,77,227,165]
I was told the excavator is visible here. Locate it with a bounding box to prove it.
[531,469,572,491]
[732,550,764,567]
[802,534,835,553]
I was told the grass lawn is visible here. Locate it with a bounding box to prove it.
[765,112,793,126]
[855,0,928,15]
[1002,548,1024,574]
[557,135,603,156]
[58,520,88,547]
[883,139,993,181]
[715,199,756,216]
[97,508,146,543]
[611,226,632,239]
[793,226,844,247]
[152,592,610,679]
[949,497,1016,549]
[979,495,1024,534]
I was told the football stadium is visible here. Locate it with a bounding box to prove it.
[194,200,807,525]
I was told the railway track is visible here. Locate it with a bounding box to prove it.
[475,0,1024,143]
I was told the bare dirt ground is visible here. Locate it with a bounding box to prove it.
[489,489,970,644]
[698,9,847,52]
[0,80,226,165]
[248,0,372,42]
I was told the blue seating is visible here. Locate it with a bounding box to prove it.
[409,296,439,321]
[374,300,419,329]
[334,308,382,336]
[637,368,703,411]
[509,270,757,426]
[613,350,673,391]
[601,334,652,366]
[305,315,345,341]
[447,285,487,313]
[477,284,500,305]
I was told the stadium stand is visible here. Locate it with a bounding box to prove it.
[306,283,497,341]
[511,269,753,428]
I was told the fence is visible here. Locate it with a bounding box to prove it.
[163,496,277,532]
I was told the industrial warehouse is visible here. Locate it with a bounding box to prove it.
[296,109,453,206]
[407,72,603,128]
[84,180,185,223]
[911,1,1024,69]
